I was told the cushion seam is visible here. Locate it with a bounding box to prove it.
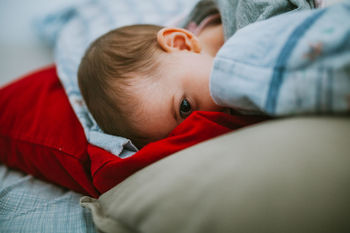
[91,159,114,178]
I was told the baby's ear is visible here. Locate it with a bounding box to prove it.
[157,28,201,53]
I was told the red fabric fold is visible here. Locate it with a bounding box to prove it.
[0,66,99,197]
[91,111,266,193]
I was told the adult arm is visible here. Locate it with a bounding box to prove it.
[210,2,350,115]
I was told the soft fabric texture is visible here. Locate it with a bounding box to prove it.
[48,0,199,157]
[181,0,315,39]
[0,66,265,196]
[0,164,97,233]
[81,117,350,233]
[210,1,350,115]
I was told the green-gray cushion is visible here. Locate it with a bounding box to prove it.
[81,117,350,233]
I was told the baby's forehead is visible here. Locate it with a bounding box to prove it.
[126,69,163,88]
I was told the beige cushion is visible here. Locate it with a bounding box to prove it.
[81,117,350,233]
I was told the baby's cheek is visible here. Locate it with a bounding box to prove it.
[200,94,223,112]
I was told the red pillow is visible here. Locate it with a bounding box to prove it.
[0,66,266,196]
[0,66,99,197]
[91,111,266,193]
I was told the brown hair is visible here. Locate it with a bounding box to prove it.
[78,24,164,147]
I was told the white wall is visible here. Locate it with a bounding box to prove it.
[0,0,78,86]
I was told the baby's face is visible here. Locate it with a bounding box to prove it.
[129,51,224,145]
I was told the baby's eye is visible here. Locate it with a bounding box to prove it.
[179,98,192,119]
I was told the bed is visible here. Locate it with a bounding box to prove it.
[1,0,349,232]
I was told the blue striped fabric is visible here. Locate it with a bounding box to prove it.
[210,1,350,116]
[264,9,326,113]
[0,164,97,233]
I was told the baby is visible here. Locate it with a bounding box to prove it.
[78,22,225,148]
[78,0,350,149]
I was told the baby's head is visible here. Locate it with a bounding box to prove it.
[78,24,223,148]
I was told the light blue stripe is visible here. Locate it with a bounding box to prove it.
[265,9,326,113]
[326,30,350,57]
[315,67,323,113]
[326,68,333,112]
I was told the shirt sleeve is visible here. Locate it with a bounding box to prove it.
[210,3,350,116]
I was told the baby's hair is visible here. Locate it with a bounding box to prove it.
[78,24,164,148]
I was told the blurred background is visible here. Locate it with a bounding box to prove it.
[0,0,78,86]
